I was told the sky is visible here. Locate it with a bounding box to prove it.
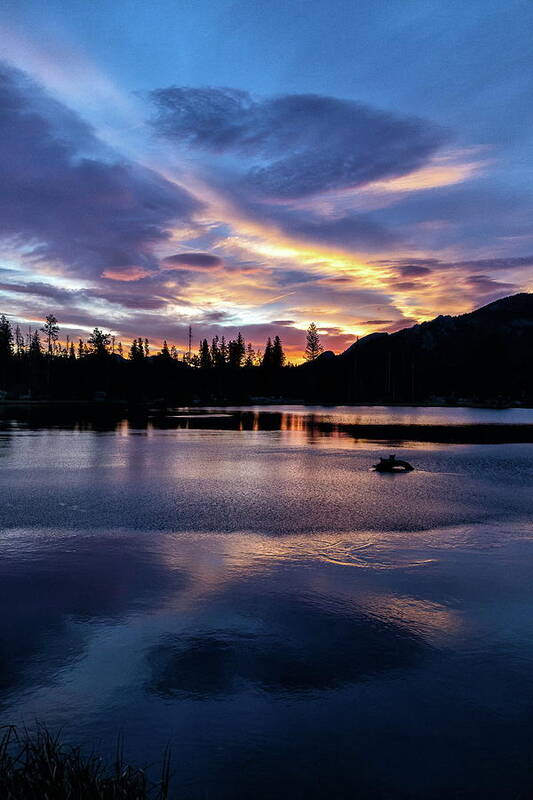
[0,0,532,360]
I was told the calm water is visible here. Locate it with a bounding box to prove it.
[1,406,533,798]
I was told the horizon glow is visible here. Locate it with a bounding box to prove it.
[0,0,532,360]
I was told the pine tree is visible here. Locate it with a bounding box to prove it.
[130,338,145,360]
[219,336,228,366]
[77,339,85,359]
[210,336,219,366]
[15,325,24,356]
[262,337,273,368]
[144,338,150,357]
[199,339,212,368]
[0,315,13,361]
[304,322,323,361]
[272,335,285,368]
[237,332,245,366]
[30,330,42,357]
[160,340,171,359]
[88,328,111,356]
[228,333,245,368]
[41,314,59,355]
[245,343,256,368]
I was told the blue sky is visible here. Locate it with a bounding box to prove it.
[0,0,532,357]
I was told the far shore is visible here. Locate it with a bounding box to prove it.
[1,399,533,410]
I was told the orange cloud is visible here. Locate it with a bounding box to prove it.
[102,266,151,281]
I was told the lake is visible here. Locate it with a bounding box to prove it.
[1,405,533,798]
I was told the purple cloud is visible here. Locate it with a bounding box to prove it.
[242,200,400,251]
[463,274,518,297]
[148,86,453,253]
[399,265,433,277]
[0,63,201,279]
[378,255,533,276]
[150,87,447,199]
[377,181,533,253]
[162,252,222,269]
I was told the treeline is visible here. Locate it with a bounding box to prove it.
[0,315,295,368]
[2,295,532,405]
[0,314,325,403]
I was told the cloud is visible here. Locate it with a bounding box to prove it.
[0,268,194,315]
[451,255,533,272]
[2,66,529,359]
[398,265,433,277]
[150,87,448,200]
[463,273,518,299]
[0,62,201,278]
[148,86,456,255]
[376,180,533,253]
[0,280,78,305]
[244,200,400,251]
[379,255,533,276]
[162,252,222,269]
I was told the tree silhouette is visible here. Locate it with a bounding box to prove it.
[262,337,273,368]
[41,314,59,355]
[160,340,171,359]
[211,336,220,366]
[199,339,212,368]
[15,326,24,356]
[228,332,245,367]
[30,330,42,358]
[88,328,111,356]
[0,315,13,363]
[304,322,323,361]
[245,342,256,367]
[130,338,148,360]
[272,335,285,368]
[219,336,228,366]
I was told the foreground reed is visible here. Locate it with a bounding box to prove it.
[0,726,171,799]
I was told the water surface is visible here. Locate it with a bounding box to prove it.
[1,406,533,798]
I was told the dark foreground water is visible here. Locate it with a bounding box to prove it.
[1,406,533,798]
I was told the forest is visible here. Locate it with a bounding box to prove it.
[0,314,324,404]
[1,294,533,406]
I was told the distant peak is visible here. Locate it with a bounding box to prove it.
[339,293,533,356]
[468,292,533,316]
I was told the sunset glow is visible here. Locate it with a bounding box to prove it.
[0,1,532,361]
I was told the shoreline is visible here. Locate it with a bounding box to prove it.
[1,399,532,410]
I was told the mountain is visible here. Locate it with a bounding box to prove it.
[2,293,532,406]
[302,293,533,404]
